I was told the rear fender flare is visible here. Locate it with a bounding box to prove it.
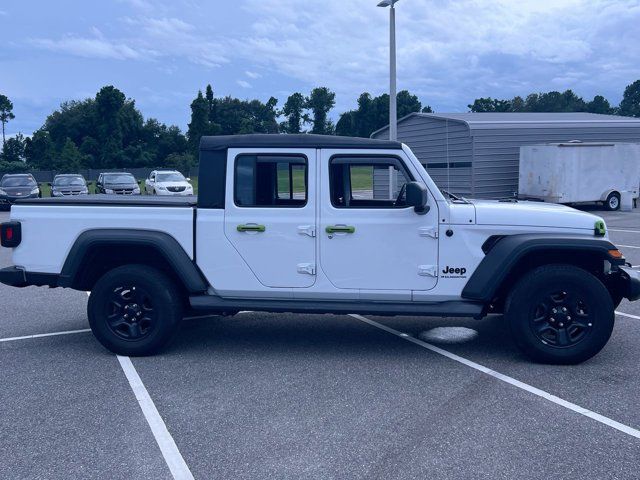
[58,229,208,293]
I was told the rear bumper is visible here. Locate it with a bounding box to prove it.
[618,266,640,301]
[0,266,59,288]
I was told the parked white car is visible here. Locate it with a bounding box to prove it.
[145,170,193,196]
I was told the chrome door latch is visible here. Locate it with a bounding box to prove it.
[297,225,316,237]
[418,265,438,277]
[297,263,316,275]
[418,227,438,239]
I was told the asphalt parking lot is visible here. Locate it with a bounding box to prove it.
[2,207,640,480]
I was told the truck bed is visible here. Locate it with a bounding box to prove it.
[15,195,197,207]
[9,197,196,274]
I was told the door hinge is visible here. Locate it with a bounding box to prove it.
[297,263,316,275]
[418,265,438,277]
[419,227,439,239]
[297,225,316,237]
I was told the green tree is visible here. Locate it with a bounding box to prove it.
[54,138,86,172]
[280,92,306,133]
[24,85,187,170]
[0,93,15,147]
[24,129,55,170]
[1,133,26,163]
[164,152,196,175]
[306,87,336,135]
[336,90,425,137]
[421,105,434,113]
[468,97,512,112]
[619,80,640,117]
[187,91,213,156]
[586,95,614,115]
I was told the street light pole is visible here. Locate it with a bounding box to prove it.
[378,0,399,141]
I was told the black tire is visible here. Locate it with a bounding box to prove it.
[605,192,620,211]
[88,264,183,356]
[505,264,614,364]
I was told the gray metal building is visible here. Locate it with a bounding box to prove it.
[371,112,640,198]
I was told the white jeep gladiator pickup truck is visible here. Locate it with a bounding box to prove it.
[1,135,639,363]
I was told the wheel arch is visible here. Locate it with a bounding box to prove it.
[462,234,621,307]
[58,229,208,293]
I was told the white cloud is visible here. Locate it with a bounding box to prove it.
[245,70,261,79]
[237,80,252,88]
[29,36,143,60]
[237,0,640,110]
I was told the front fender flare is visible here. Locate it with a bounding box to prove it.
[461,234,619,303]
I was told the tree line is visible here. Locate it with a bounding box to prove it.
[1,80,639,174]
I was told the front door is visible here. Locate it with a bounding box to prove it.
[319,151,439,291]
[224,148,317,288]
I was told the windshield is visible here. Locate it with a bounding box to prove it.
[156,172,185,182]
[1,176,37,187]
[103,174,136,184]
[54,176,85,187]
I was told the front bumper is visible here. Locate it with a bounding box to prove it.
[0,266,59,288]
[618,266,640,301]
[155,189,194,196]
[0,193,39,204]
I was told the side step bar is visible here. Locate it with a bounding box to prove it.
[189,295,485,318]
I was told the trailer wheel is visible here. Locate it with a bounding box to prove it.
[605,192,620,211]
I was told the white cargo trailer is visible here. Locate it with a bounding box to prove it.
[518,142,640,210]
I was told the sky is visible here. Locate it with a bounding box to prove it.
[1,0,639,136]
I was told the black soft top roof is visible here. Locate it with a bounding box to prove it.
[200,134,402,151]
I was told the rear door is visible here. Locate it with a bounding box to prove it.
[223,148,317,288]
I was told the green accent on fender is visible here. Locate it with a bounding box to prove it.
[237,224,266,232]
[325,225,356,234]
[594,220,606,237]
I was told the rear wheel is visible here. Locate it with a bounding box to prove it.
[88,264,183,356]
[605,192,620,211]
[505,264,614,364]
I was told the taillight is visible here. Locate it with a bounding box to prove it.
[1,221,21,248]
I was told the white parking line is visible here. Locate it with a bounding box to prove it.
[117,355,194,480]
[0,329,91,343]
[350,313,640,440]
[616,311,640,320]
[609,228,640,233]
[617,244,640,249]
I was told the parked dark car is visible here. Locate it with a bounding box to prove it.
[50,174,89,197]
[95,172,141,195]
[0,174,41,210]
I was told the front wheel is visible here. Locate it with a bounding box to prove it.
[88,265,183,356]
[505,264,614,364]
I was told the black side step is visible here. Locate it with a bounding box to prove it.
[189,295,485,318]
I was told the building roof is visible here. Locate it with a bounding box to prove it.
[200,134,402,151]
[371,112,640,137]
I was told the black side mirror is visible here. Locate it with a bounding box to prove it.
[406,181,430,215]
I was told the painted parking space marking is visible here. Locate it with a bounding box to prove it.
[350,314,640,440]
[608,228,640,233]
[117,355,194,480]
[0,329,91,343]
[617,244,640,249]
[616,311,640,320]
